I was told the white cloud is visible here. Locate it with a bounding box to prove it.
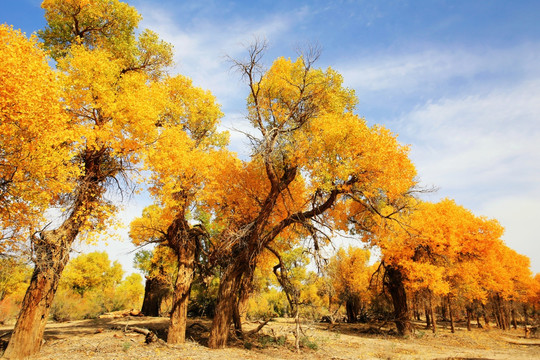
[338,43,540,95]
[136,4,307,106]
[403,80,540,197]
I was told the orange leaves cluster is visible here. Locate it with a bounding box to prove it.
[376,198,534,304]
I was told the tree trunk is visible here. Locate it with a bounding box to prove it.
[440,296,447,321]
[482,304,490,328]
[429,292,437,333]
[141,273,169,317]
[208,263,244,349]
[448,295,455,334]
[3,228,74,359]
[510,301,517,330]
[165,217,199,345]
[346,298,360,323]
[466,306,472,331]
[425,305,431,328]
[167,261,195,344]
[294,306,300,353]
[385,265,411,336]
[524,304,529,327]
[232,301,243,338]
[497,295,508,330]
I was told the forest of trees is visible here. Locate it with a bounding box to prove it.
[0,0,538,358]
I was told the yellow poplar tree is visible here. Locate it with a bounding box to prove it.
[4,0,187,357]
[206,43,416,348]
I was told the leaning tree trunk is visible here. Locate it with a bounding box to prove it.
[4,147,110,359]
[3,225,77,359]
[208,262,245,349]
[385,265,411,336]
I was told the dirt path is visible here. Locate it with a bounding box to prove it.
[1,317,538,359]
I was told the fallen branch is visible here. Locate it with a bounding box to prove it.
[246,319,271,335]
[125,326,168,347]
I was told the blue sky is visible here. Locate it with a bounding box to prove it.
[2,0,540,274]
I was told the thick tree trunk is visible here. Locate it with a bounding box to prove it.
[167,261,195,344]
[448,295,455,333]
[141,273,169,317]
[385,265,411,336]
[3,228,74,359]
[232,301,243,338]
[208,263,244,349]
[165,217,199,345]
[346,298,360,323]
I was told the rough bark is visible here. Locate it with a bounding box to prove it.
[3,148,110,358]
[384,265,411,336]
[140,272,170,317]
[208,262,244,349]
[165,217,200,344]
[3,224,77,358]
[346,298,360,323]
[167,262,195,344]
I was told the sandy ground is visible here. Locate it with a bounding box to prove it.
[1,317,539,359]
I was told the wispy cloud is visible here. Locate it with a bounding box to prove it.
[338,43,540,95]
[137,4,309,105]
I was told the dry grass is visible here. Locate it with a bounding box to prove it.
[1,317,539,359]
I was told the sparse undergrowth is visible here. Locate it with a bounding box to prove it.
[1,317,538,360]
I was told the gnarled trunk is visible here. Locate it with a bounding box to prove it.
[165,216,201,344]
[167,260,195,344]
[4,226,76,359]
[141,272,170,317]
[208,263,244,348]
[385,265,411,336]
